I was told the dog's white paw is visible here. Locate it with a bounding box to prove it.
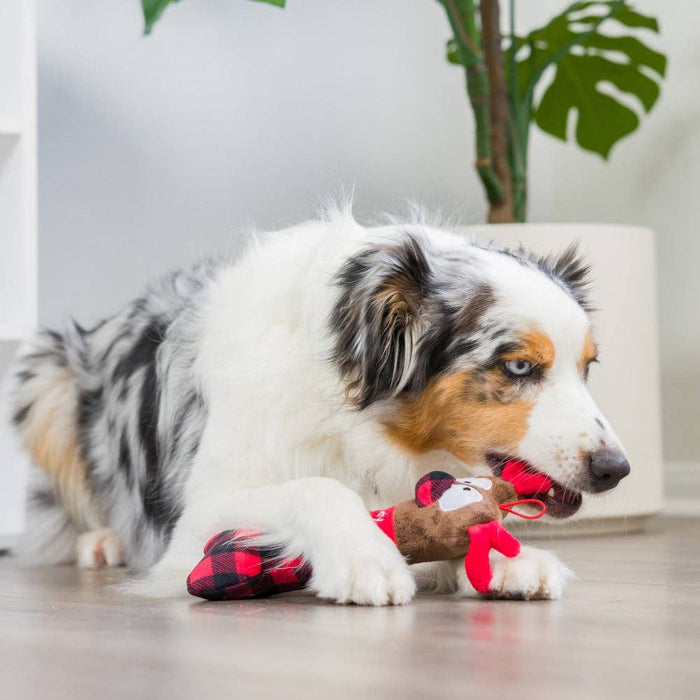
[309,534,416,606]
[76,529,126,569]
[485,545,573,600]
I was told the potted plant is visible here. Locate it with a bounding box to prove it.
[141,0,665,223]
[140,0,667,531]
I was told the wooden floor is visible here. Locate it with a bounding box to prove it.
[1,517,699,700]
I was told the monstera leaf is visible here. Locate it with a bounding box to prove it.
[515,0,666,158]
[141,0,286,35]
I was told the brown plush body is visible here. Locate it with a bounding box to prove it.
[387,474,518,563]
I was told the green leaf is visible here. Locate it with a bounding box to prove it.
[582,33,666,76]
[142,0,178,35]
[535,53,658,157]
[573,3,659,31]
[141,0,286,35]
[251,0,286,6]
[512,0,665,158]
[446,39,461,66]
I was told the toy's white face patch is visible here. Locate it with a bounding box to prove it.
[438,482,483,511]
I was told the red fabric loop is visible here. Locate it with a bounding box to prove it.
[499,498,547,520]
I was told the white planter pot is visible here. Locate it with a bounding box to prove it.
[464,224,663,535]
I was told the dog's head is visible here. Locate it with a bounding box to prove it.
[330,228,630,518]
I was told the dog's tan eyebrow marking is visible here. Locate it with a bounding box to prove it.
[578,330,598,373]
[501,329,555,369]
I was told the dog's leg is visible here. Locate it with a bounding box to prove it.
[485,545,574,600]
[414,546,573,600]
[76,529,126,569]
[411,560,464,594]
[129,476,416,605]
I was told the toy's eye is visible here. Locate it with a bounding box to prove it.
[504,359,533,377]
[460,477,492,491]
[438,484,483,511]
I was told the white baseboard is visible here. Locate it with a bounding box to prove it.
[664,462,700,516]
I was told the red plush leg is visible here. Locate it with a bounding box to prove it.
[187,529,311,600]
[464,520,521,594]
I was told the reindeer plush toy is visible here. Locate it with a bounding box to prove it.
[187,462,549,601]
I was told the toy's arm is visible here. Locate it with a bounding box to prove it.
[464,520,521,594]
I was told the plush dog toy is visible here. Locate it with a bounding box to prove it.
[187,461,549,601]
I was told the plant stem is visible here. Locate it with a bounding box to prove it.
[440,0,504,208]
[507,0,527,221]
[508,109,527,222]
[479,0,513,222]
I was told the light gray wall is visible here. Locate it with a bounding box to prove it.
[38,0,699,461]
[541,2,700,462]
[38,0,481,323]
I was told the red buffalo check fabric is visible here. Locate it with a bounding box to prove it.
[186,528,311,600]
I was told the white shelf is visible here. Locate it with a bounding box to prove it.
[0,0,36,338]
[0,123,22,137]
[0,0,36,545]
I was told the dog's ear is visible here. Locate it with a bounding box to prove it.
[330,235,431,408]
[537,243,592,311]
[415,471,456,507]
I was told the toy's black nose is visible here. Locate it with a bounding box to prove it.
[586,449,631,492]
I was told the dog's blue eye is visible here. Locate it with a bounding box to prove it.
[504,360,533,377]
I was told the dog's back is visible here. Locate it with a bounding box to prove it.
[12,260,219,569]
[10,217,349,572]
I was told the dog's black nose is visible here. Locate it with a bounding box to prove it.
[586,449,631,492]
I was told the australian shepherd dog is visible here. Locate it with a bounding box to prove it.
[11,207,630,604]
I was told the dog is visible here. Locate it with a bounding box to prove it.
[10,207,630,604]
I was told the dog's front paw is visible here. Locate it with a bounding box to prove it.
[309,534,416,606]
[486,545,573,600]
